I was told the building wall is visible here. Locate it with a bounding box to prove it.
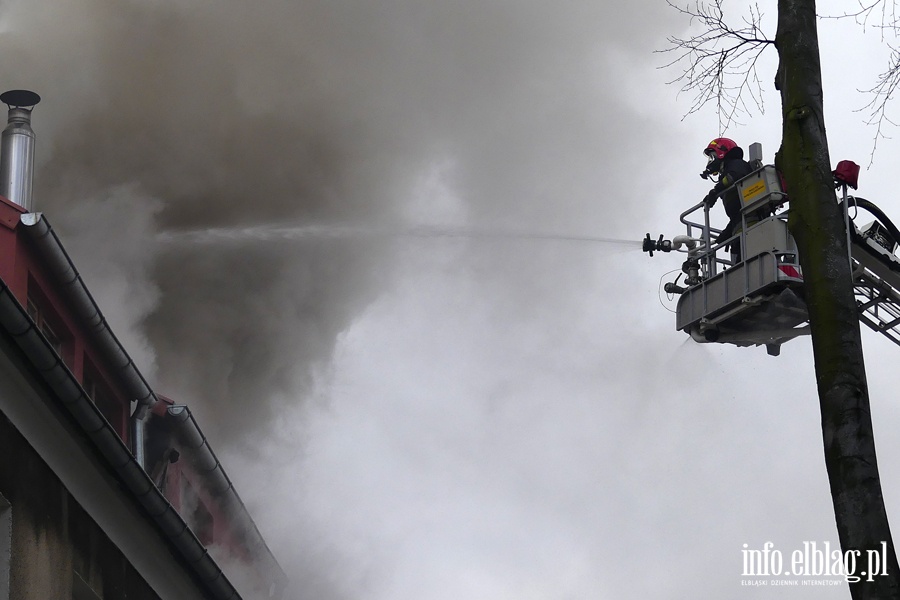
[0,413,158,600]
[0,335,212,600]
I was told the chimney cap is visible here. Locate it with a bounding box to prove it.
[0,90,40,109]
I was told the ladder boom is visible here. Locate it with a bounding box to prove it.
[850,227,900,348]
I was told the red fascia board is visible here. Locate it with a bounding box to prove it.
[0,227,20,293]
[152,394,176,418]
[0,195,25,231]
[0,201,26,295]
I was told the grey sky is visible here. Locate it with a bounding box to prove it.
[2,0,900,598]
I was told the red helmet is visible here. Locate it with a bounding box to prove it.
[704,137,738,161]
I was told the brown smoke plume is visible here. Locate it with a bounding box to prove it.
[0,0,665,443]
[0,1,679,596]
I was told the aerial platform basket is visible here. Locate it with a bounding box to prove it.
[669,162,806,356]
[644,146,900,356]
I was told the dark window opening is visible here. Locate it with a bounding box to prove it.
[192,499,214,546]
[25,289,72,367]
[181,478,214,546]
[82,359,125,437]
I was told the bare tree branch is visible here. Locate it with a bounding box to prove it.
[658,1,774,133]
[663,0,900,162]
[856,45,900,165]
[818,0,900,164]
[819,0,897,34]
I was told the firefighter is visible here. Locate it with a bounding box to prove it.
[700,137,756,261]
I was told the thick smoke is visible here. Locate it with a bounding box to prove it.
[0,0,690,597]
[0,0,672,440]
[0,0,423,441]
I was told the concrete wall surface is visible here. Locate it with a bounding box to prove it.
[0,335,211,600]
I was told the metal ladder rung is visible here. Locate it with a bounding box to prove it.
[850,256,900,346]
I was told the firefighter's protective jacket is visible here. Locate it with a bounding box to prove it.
[704,146,754,221]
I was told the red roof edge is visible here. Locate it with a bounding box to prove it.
[0,196,25,231]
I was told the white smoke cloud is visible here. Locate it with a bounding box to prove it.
[6,0,900,598]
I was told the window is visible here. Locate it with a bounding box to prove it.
[192,500,214,547]
[82,360,125,438]
[24,281,73,368]
[26,297,62,356]
[181,478,214,546]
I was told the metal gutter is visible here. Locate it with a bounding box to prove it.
[168,406,235,497]
[0,268,241,600]
[18,212,157,417]
[167,405,286,586]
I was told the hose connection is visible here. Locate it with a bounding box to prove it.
[664,282,687,294]
[682,257,702,286]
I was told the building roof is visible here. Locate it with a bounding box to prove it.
[0,204,285,598]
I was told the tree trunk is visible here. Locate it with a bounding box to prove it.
[775,0,900,596]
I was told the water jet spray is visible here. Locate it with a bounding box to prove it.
[158,223,646,248]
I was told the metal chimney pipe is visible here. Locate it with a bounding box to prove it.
[0,90,40,212]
